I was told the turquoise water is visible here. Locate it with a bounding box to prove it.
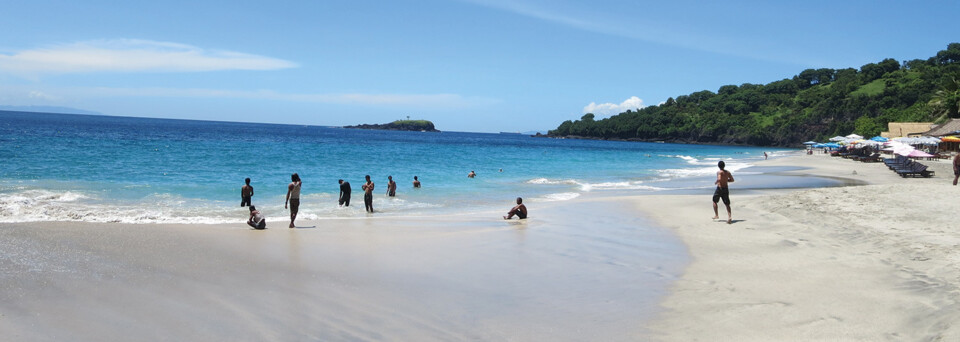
[1,111,788,223]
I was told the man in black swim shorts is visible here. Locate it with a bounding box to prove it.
[712,161,735,224]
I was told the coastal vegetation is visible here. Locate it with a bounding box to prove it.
[548,43,960,146]
[345,120,439,132]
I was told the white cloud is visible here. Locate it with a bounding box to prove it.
[0,39,297,75]
[28,90,58,101]
[583,96,644,116]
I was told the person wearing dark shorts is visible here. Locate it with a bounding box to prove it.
[339,179,351,206]
[504,197,527,220]
[241,178,254,207]
[285,173,302,228]
[953,154,960,186]
[362,175,375,213]
[712,161,735,224]
[247,205,266,229]
[712,186,730,205]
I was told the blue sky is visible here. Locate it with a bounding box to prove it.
[0,0,956,132]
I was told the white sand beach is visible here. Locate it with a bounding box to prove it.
[644,153,960,341]
[2,153,959,341]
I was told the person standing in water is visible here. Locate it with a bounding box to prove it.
[241,178,254,207]
[386,176,397,197]
[711,161,735,224]
[362,175,375,213]
[285,173,301,228]
[338,179,351,206]
[413,176,421,188]
[468,170,476,178]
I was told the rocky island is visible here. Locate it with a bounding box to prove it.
[344,120,439,132]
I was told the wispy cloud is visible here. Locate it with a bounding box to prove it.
[462,0,822,66]
[583,96,644,116]
[0,39,297,75]
[0,85,497,109]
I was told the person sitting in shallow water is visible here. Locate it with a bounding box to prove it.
[503,197,527,220]
[247,205,266,229]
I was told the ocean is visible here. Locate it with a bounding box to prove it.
[1,111,792,224]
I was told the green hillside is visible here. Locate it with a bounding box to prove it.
[548,43,960,146]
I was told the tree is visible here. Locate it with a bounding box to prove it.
[930,76,960,118]
[935,43,960,64]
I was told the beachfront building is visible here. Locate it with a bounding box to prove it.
[880,122,934,138]
[921,119,960,152]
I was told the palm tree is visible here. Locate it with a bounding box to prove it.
[930,76,960,119]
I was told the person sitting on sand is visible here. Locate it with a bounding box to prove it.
[468,170,476,178]
[504,197,527,220]
[285,173,301,228]
[247,205,266,229]
[712,161,735,224]
[241,178,254,207]
[386,175,397,197]
[413,176,421,188]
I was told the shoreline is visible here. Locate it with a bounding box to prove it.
[4,152,956,339]
[0,190,687,341]
[641,152,960,340]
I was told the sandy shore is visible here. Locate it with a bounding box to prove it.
[0,194,686,341]
[3,152,958,341]
[644,152,960,341]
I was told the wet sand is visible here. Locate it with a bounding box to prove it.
[0,196,686,341]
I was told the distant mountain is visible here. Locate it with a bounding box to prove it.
[0,105,102,115]
[345,120,439,132]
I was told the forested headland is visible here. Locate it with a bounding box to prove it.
[548,43,960,146]
[345,120,439,132]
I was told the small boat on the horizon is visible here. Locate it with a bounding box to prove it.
[499,131,522,135]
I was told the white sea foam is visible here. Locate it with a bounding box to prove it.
[526,178,579,185]
[535,192,581,202]
[0,189,443,224]
[656,160,752,179]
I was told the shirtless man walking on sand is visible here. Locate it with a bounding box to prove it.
[362,175,375,213]
[712,161,735,224]
[953,154,960,186]
[285,173,301,228]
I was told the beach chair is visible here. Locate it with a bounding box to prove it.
[861,153,881,163]
[898,163,933,178]
[885,155,910,170]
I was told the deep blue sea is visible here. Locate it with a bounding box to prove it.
[0,111,791,224]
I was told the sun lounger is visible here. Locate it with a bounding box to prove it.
[897,163,934,178]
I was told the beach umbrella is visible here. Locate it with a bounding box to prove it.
[906,150,934,158]
[803,141,818,145]
[823,143,840,148]
[916,136,941,145]
[845,134,864,140]
[894,144,916,156]
[829,136,846,142]
[942,136,960,143]
[869,136,888,142]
